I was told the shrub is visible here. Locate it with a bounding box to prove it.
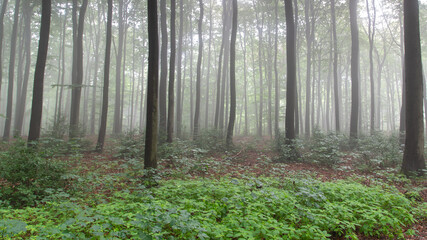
[0,141,68,208]
[194,129,225,152]
[274,130,302,163]
[356,132,402,171]
[304,129,342,167]
[115,130,145,159]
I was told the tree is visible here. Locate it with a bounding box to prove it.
[402,0,425,175]
[285,0,296,142]
[159,0,168,136]
[304,0,313,139]
[167,0,176,143]
[69,0,89,139]
[331,0,340,132]
[3,0,20,140]
[145,0,159,169]
[349,0,359,146]
[96,0,112,152]
[226,0,237,146]
[28,0,51,143]
[366,0,376,134]
[113,0,125,135]
[193,0,204,140]
[0,0,8,106]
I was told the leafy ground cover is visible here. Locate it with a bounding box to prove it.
[0,132,426,239]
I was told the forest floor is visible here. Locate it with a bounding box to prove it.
[67,135,427,240]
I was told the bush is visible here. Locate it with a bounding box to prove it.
[0,178,419,239]
[356,132,402,171]
[115,130,145,159]
[274,130,302,163]
[194,129,225,152]
[0,141,68,208]
[304,129,342,167]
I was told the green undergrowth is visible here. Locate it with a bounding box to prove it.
[1,177,423,240]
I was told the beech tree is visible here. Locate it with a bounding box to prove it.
[193,0,204,140]
[144,0,159,169]
[226,0,237,146]
[402,0,425,175]
[349,0,359,146]
[28,0,51,143]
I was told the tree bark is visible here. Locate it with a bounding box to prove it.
[331,0,340,132]
[113,0,124,135]
[0,0,8,107]
[285,0,296,142]
[226,0,237,146]
[176,0,184,138]
[349,0,359,146]
[193,0,203,140]
[3,0,20,140]
[167,0,176,143]
[159,0,168,136]
[96,0,112,152]
[28,0,51,143]
[402,0,425,175]
[145,0,159,169]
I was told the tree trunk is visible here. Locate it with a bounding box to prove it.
[176,0,184,138]
[349,0,359,146]
[159,0,168,136]
[167,0,176,143]
[304,0,312,139]
[274,0,280,136]
[0,0,8,107]
[113,0,124,135]
[3,0,20,140]
[193,0,203,139]
[205,0,213,129]
[402,0,425,175]
[91,5,102,135]
[14,0,32,137]
[145,0,159,169]
[366,0,376,134]
[226,0,237,146]
[284,0,296,142]
[331,0,340,132]
[70,0,88,139]
[28,0,51,143]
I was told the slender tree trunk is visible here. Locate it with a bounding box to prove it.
[205,0,213,129]
[14,1,32,137]
[91,6,102,135]
[402,0,425,175]
[399,12,406,144]
[28,0,51,143]
[256,12,264,137]
[366,0,376,134]
[274,0,280,135]
[70,0,88,139]
[226,0,237,146]
[96,0,112,152]
[167,0,176,143]
[0,0,8,106]
[331,0,340,132]
[57,8,68,122]
[285,0,296,144]
[145,0,159,169]
[3,0,20,140]
[304,0,312,139]
[349,0,359,146]
[294,0,300,135]
[159,0,168,136]
[240,26,248,135]
[113,0,124,135]
[193,0,203,139]
[176,0,184,138]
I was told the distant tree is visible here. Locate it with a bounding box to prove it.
[159,0,168,137]
[226,0,237,146]
[366,0,376,134]
[14,0,33,137]
[113,0,125,135]
[349,0,359,146]
[145,0,159,169]
[284,0,296,142]
[96,0,112,152]
[176,0,184,138]
[304,0,313,139]
[331,0,340,132]
[28,0,51,143]
[193,0,204,140]
[167,0,176,143]
[274,0,280,136]
[3,0,20,140]
[0,0,8,107]
[69,0,89,139]
[402,0,425,175]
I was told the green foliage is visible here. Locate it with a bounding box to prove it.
[0,141,68,208]
[194,129,225,152]
[115,130,145,159]
[304,129,342,167]
[356,132,403,171]
[0,178,419,239]
[274,130,302,163]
